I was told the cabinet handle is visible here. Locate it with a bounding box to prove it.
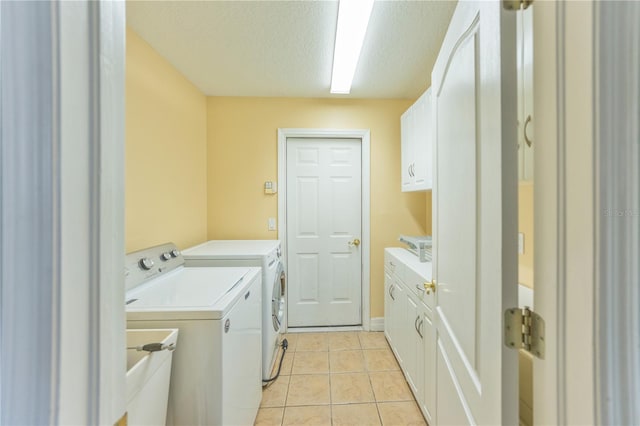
[416,284,425,293]
[418,318,424,339]
[389,285,395,301]
[413,315,422,339]
[524,115,533,147]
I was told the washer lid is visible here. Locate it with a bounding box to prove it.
[126,266,259,320]
[183,240,280,259]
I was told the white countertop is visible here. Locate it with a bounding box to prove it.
[385,247,432,280]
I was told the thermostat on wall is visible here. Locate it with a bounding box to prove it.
[264,181,277,195]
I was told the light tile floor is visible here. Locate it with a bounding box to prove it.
[255,331,427,426]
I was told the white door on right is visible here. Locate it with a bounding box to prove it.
[432,1,519,425]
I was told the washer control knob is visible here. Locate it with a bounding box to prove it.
[160,252,171,261]
[170,249,180,258]
[139,258,154,270]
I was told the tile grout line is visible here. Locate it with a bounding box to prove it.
[259,332,413,426]
[328,354,333,426]
[281,351,294,425]
[365,351,385,426]
[326,335,331,419]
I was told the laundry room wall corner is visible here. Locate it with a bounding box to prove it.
[205,97,427,319]
[125,27,208,253]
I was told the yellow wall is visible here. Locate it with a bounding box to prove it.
[518,183,534,425]
[206,97,427,317]
[518,182,534,288]
[125,28,208,252]
[425,190,432,235]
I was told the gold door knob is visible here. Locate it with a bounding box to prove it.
[423,280,437,294]
[349,238,361,247]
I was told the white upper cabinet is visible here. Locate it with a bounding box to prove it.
[401,88,433,192]
[517,7,534,181]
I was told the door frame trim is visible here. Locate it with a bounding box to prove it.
[595,2,640,423]
[277,128,371,331]
[531,2,640,422]
[0,1,125,424]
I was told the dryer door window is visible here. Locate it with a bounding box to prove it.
[272,263,285,332]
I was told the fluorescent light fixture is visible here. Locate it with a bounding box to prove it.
[330,0,374,94]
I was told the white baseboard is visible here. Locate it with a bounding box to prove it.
[369,317,385,332]
[286,326,363,333]
[284,318,384,333]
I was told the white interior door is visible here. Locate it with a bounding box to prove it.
[432,1,518,425]
[286,137,362,327]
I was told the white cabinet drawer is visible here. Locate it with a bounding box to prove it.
[386,248,433,311]
[404,266,434,311]
[384,250,405,282]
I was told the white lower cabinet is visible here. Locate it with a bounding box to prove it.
[420,307,436,425]
[384,268,394,345]
[384,248,436,424]
[404,294,419,393]
[389,275,407,366]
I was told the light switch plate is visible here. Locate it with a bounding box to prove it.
[518,232,525,254]
[268,217,277,231]
[264,181,277,194]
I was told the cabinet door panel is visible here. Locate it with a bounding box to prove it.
[517,9,525,180]
[384,269,393,345]
[390,278,406,366]
[404,294,419,394]
[401,89,433,192]
[522,6,534,181]
[413,89,433,189]
[401,110,413,189]
[517,7,534,182]
[421,310,436,424]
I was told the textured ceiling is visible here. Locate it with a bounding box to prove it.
[126,0,457,99]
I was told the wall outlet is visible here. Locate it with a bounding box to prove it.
[268,217,277,231]
[518,232,525,255]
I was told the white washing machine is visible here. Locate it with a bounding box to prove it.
[125,243,262,426]
[182,240,285,381]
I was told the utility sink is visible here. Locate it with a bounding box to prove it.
[126,328,178,426]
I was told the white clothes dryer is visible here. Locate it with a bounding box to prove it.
[125,243,262,426]
[182,240,285,381]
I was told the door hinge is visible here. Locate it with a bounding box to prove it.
[503,0,533,11]
[504,306,545,359]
